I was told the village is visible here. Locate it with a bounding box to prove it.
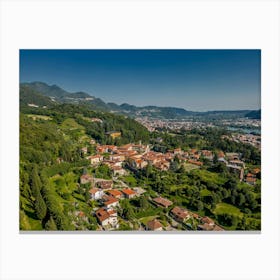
[73,139,260,231]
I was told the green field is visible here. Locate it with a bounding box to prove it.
[27,114,52,120]
[213,202,243,217]
[184,163,200,172]
[200,189,212,197]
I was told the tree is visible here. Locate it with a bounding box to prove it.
[139,196,149,210]
[30,166,47,220]
[197,200,204,211]
[45,216,57,230]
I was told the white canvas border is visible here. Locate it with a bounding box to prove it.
[0,0,280,280]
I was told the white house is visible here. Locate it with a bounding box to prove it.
[89,188,104,200]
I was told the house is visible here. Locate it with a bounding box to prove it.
[95,179,113,190]
[146,219,163,231]
[188,160,203,166]
[171,206,190,223]
[103,197,120,209]
[217,151,225,159]
[122,188,137,199]
[111,166,127,176]
[153,197,173,208]
[226,152,240,161]
[173,148,183,155]
[109,154,125,161]
[245,176,257,185]
[229,160,245,168]
[89,188,104,200]
[201,150,213,161]
[252,168,261,175]
[107,189,123,199]
[133,187,146,196]
[80,174,94,185]
[95,208,119,229]
[154,160,170,171]
[87,154,103,165]
[197,223,214,231]
[201,216,215,226]
[118,144,133,151]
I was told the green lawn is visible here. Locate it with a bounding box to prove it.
[213,202,243,218]
[27,114,53,121]
[184,163,200,172]
[191,169,227,185]
[200,189,212,197]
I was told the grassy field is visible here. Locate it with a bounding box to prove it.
[200,189,212,197]
[61,118,84,130]
[191,169,227,185]
[184,163,200,172]
[213,202,243,218]
[27,114,52,120]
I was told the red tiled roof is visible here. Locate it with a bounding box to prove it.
[201,216,214,225]
[246,177,256,182]
[147,219,163,230]
[104,197,119,206]
[122,188,136,195]
[107,189,122,197]
[89,188,100,194]
[171,206,189,220]
[95,208,109,222]
[153,197,173,208]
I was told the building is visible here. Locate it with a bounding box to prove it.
[111,166,127,176]
[245,176,257,185]
[89,188,104,200]
[146,219,163,231]
[103,197,120,209]
[171,206,190,223]
[122,188,137,199]
[107,189,123,199]
[86,155,103,165]
[95,208,119,229]
[95,179,113,190]
[80,174,94,185]
[153,197,173,208]
[201,216,215,226]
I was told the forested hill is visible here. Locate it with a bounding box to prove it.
[21,82,259,119]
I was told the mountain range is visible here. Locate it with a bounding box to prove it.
[20,81,261,120]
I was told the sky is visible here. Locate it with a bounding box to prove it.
[20,49,261,111]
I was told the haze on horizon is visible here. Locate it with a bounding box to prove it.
[20,49,261,112]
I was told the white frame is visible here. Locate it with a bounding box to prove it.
[1,0,280,279]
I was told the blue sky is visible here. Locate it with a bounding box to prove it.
[20,49,261,111]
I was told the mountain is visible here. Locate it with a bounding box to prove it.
[245,109,261,119]
[20,82,256,120]
[21,81,70,98]
[20,82,112,111]
[20,84,55,107]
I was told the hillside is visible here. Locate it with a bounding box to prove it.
[20,84,55,107]
[21,82,256,120]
